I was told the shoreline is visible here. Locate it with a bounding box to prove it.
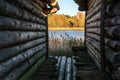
[48,27,84,31]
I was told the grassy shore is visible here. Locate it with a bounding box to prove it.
[48,27,84,31]
[49,32,84,56]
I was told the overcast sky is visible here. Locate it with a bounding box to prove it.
[57,0,79,16]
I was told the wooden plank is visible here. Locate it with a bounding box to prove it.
[58,56,67,80]
[72,58,77,80]
[65,58,72,80]
[57,56,62,70]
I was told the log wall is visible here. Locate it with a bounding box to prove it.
[85,0,102,69]
[75,0,120,79]
[104,0,120,79]
[0,0,47,80]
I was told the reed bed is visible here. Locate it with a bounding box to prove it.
[49,32,84,56]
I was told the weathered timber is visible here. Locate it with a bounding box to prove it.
[105,25,120,40]
[0,31,46,49]
[72,58,77,80]
[6,0,46,18]
[106,2,120,16]
[2,49,46,80]
[57,56,62,70]
[86,33,100,41]
[0,17,46,31]
[105,16,120,26]
[86,21,101,28]
[65,58,72,80]
[58,56,67,80]
[71,46,86,52]
[87,3,101,20]
[86,28,100,34]
[87,46,101,69]
[112,70,120,80]
[76,71,108,80]
[0,44,45,77]
[86,42,101,59]
[0,1,45,24]
[87,11,101,24]
[0,38,46,62]
[87,0,101,14]
[105,38,120,51]
[105,47,120,66]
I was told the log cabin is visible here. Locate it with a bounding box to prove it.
[0,0,119,80]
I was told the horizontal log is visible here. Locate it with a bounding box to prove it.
[65,58,72,80]
[0,44,45,77]
[0,17,46,31]
[86,28,100,34]
[105,38,120,51]
[106,2,120,16]
[6,0,46,18]
[0,38,46,62]
[86,33,100,41]
[87,3,102,19]
[105,47,120,66]
[105,25,120,40]
[87,0,101,14]
[86,37,101,51]
[2,49,46,80]
[57,56,62,70]
[87,11,101,24]
[72,58,77,80]
[105,16,120,26]
[86,42,101,69]
[0,1,45,24]
[86,21,101,28]
[72,46,86,52]
[106,0,118,3]
[58,56,67,80]
[0,31,46,49]
[86,42,101,60]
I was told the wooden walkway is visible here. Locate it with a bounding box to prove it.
[31,49,109,80]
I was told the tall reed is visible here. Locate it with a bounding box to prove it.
[49,32,84,56]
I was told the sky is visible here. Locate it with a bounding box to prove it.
[57,0,79,16]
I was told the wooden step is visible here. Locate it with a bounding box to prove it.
[76,70,108,80]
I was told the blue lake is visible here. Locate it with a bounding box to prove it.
[49,30,84,40]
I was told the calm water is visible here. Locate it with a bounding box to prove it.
[49,30,84,40]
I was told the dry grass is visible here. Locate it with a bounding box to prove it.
[49,32,84,56]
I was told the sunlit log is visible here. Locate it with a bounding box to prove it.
[0,31,46,49]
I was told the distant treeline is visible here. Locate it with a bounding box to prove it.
[48,12,85,29]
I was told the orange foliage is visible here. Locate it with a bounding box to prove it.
[48,12,85,30]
